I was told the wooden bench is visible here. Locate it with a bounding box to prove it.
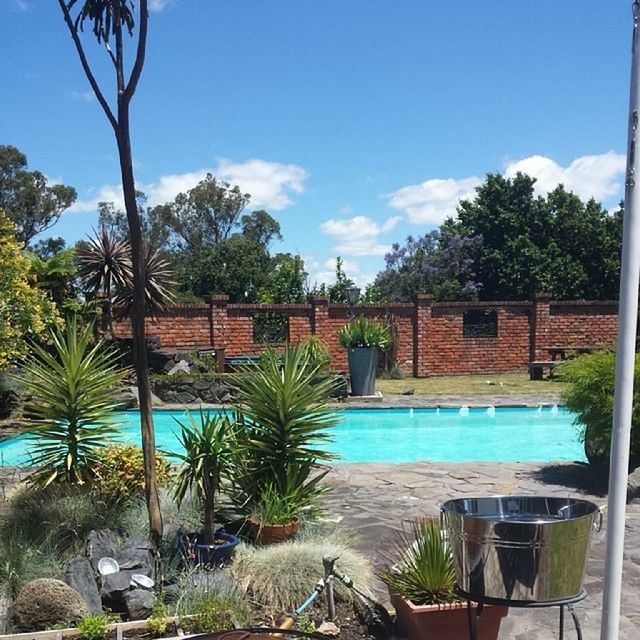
[224,355,261,371]
[528,360,558,381]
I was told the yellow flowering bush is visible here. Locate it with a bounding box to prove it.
[92,444,172,506]
[0,210,58,368]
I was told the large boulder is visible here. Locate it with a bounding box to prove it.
[124,589,154,620]
[115,535,154,572]
[64,557,102,615]
[86,529,122,573]
[100,571,131,612]
[11,578,88,631]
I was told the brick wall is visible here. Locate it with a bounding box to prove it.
[112,295,619,376]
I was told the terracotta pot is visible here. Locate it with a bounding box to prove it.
[390,593,508,640]
[247,516,301,544]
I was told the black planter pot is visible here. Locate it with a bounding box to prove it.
[348,347,378,396]
[179,531,239,567]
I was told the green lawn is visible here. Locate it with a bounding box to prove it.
[376,373,566,396]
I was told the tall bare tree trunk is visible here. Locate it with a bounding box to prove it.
[58,0,162,548]
[116,109,163,548]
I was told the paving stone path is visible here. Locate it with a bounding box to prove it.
[323,460,640,639]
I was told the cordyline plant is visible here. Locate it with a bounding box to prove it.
[57,0,163,545]
[20,318,125,488]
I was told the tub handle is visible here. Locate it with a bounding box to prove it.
[594,508,604,532]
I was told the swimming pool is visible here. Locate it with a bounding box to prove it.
[0,406,585,466]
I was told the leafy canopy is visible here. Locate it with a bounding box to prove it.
[0,210,59,368]
[0,145,76,244]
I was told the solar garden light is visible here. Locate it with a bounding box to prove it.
[345,285,361,318]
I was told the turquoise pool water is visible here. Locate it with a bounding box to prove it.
[0,406,585,465]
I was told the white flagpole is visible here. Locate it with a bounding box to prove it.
[600,3,640,638]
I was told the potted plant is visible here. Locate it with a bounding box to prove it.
[338,316,390,396]
[174,410,240,566]
[246,483,302,545]
[381,519,508,640]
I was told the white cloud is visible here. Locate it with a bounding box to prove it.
[216,158,307,210]
[504,151,625,201]
[70,90,95,103]
[387,177,480,225]
[320,215,401,257]
[387,151,626,225]
[149,0,170,11]
[68,158,307,214]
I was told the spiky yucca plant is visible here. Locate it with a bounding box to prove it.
[381,519,457,606]
[173,411,239,545]
[231,344,340,515]
[19,317,125,487]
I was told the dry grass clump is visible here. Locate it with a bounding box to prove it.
[231,533,374,614]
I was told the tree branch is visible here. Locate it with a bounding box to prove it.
[57,0,118,132]
[122,0,148,105]
[114,2,125,94]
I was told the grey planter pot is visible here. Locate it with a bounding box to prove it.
[348,347,378,396]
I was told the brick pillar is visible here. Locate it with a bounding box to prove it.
[207,295,229,369]
[531,294,551,361]
[310,296,329,336]
[414,294,432,377]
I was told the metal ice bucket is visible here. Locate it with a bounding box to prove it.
[441,496,601,603]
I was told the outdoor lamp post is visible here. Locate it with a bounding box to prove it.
[345,286,361,318]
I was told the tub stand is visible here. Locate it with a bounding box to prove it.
[457,588,586,640]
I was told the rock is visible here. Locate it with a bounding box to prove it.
[100,571,131,611]
[628,467,640,502]
[11,578,89,632]
[87,529,122,573]
[317,621,341,636]
[64,557,102,615]
[115,387,139,409]
[176,391,196,404]
[116,535,154,570]
[124,589,154,620]
[401,388,415,396]
[162,583,181,604]
[167,360,191,376]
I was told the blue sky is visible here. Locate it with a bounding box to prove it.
[1,1,633,288]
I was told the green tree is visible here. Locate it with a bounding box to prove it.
[27,246,78,308]
[151,174,250,251]
[258,253,307,304]
[449,173,622,300]
[0,145,77,244]
[322,256,355,303]
[0,210,59,368]
[58,0,163,545]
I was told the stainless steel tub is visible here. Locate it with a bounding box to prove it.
[441,496,600,603]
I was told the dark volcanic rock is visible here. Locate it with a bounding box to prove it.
[124,589,154,620]
[64,557,102,615]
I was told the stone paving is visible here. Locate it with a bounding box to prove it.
[322,460,640,640]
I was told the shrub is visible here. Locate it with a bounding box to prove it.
[92,444,172,507]
[0,535,63,597]
[231,345,339,515]
[180,595,249,634]
[231,532,373,613]
[558,350,640,467]
[148,600,170,636]
[1,485,122,555]
[252,484,304,525]
[338,316,391,350]
[19,317,125,487]
[298,335,331,372]
[175,569,249,633]
[77,614,109,640]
